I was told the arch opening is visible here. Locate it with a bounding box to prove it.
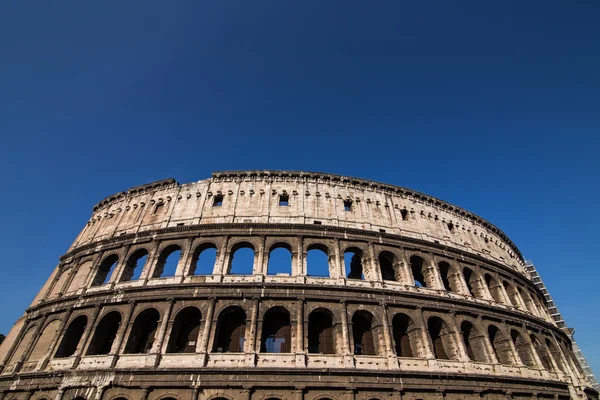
[410,256,428,288]
[427,316,457,360]
[438,261,459,292]
[485,274,504,303]
[308,309,335,354]
[213,307,246,353]
[229,244,255,275]
[190,243,217,275]
[55,315,87,358]
[167,307,202,353]
[392,313,414,357]
[488,325,513,365]
[87,311,121,355]
[344,248,364,280]
[124,308,160,354]
[352,311,377,355]
[306,245,330,277]
[531,335,552,371]
[460,321,487,363]
[92,254,118,286]
[267,245,292,276]
[511,329,536,367]
[379,251,397,281]
[260,307,291,353]
[120,249,148,282]
[154,245,182,278]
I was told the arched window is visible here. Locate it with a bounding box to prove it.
[167,307,202,353]
[153,245,182,278]
[87,311,121,355]
[91,254,118,286]
[213,306,246,352]
[503,281,522,309]
[410,256,428,288]
[229,243,255,275]
[308,309,335,354]
[345,248,364,280]
[517,287,536,314]
[485,274,504,304]
[27,320,60,363]
[379,251,397,281]
[306,245,330,277]
[463,267,484,298]
[189,243,217,275]
[511,329,536,367]
[546,338,566,373]
[488,325,513,365]
[438,261,458,292]
[427,316,455,360]
[55,315,87,358]
[120,249,148,282]
[124,308,160,354]
[352,311,377,355]
[267,244,292,276]
[392,313,414,357]
[261,307,291,353]
[531,335,552,371]
[460,321,487,363]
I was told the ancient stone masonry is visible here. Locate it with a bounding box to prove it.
[0,170,597,400]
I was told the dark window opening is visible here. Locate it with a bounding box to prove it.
[313,220,322,225]
[379,229,386,233]
[428,317,449,360]
[410,256,427,288]
[260,308,291,353]
[213,194,223,207]
[55,316,87,358]
[308,310,335,354]
[124,309,160,354]
[167,307,202,353]
[379,251,397,281]
[488,325,513,365]
[344,200,352,212]
[392,314,414,357]
[447,222,454,232]
[278,194,289,206]
[511,330,536,367]
[214,307,246,353]
[438,261,453,291]
[153,245,182,278]
[352,311,377,355]
[463,267,477,297]
[461,321,486,362]
[92,254,119,286]
[531,335,552,371]
[485,274,504,303]
[400,209,409,221]
[86,312,121,355]
[344,249,364,280]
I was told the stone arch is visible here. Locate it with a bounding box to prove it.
[409,255,436,288]
[487,324,514,365]
[460,320,487,362]
[517,287,536,315]
[189,242,218,275]
[167,306,202,353]
[228,242,255,275]
[7,325,36,365]
[260,306,292,353]
[308,308,335,354]
[530,333,553,371]
[120,248,149,282]
[391,313,417,357]
[511,329,536,367]
[213,306,246,352]
[351,310,379,355]
[462,266,486,299]
[91,254,119,286]
[503,281,522,309]
[153,244,182,278]
[378,251,398,282]
[438,260,460,292]
[27,318,61,363]
[109,396,133,400]
[306,243,331,277]
[267,242,293,276]
[344,246,364,280]
[545,337,567,373]
[87,311,121,355]
[124,308,160,354]
[206,396,233,400]
[426,316,458,360]
[55,315,87,358]
[484,273,505,304]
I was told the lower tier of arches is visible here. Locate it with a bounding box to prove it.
[0,369,597,400]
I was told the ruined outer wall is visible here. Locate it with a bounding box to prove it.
[0,170,596,400]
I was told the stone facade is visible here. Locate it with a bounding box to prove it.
[0,170,597,400]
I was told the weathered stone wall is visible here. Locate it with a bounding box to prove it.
[0,171,596,400]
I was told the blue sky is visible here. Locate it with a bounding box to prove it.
[0,1,598,374]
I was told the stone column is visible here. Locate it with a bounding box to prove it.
[247,298,260,364]
[71,306,100,368]
[254,235,266,277]
[522,330,544,370]
[107,246,131,285]
[112,301,137,365]
[140,387,150,400]
[333,239,344,280]
[198,297,216,365]
[380,302,397,368]
[296,299,305,366]
[140,242,161,283]
[340,301,354,366]
[415,309,434,359]
[54,388,65,400]
[368,242,382,283]
[175,238,195,280]
[152,299,175,366]
[428,258,444,290]
[398,251,413,286]
[448,313,470,362]
[293,236,304,277]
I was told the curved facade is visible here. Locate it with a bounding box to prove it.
[0,170,597,400]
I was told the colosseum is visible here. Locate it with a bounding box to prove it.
[0,170,597,400]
